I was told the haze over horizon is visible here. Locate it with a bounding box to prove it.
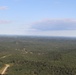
[0,0,76,37]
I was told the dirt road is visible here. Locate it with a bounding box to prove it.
[1,64,10,75]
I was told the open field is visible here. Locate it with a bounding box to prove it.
[0,36,76,75]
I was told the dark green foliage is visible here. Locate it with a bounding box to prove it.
[0,36,76,75]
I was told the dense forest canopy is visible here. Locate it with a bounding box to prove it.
[0,36,76,75]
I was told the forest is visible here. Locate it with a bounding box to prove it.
[0,36,76,75]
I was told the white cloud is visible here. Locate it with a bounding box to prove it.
[21,18,76,37]
[31,19,76,31]
[0,18,76,37]
[0,20,11,24]
[0,6,8,10]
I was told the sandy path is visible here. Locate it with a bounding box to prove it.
[0,54,11,59]
[1,64,10,75]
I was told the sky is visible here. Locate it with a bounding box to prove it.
[0,0,76,37]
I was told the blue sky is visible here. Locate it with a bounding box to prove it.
[0,0,76,37]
